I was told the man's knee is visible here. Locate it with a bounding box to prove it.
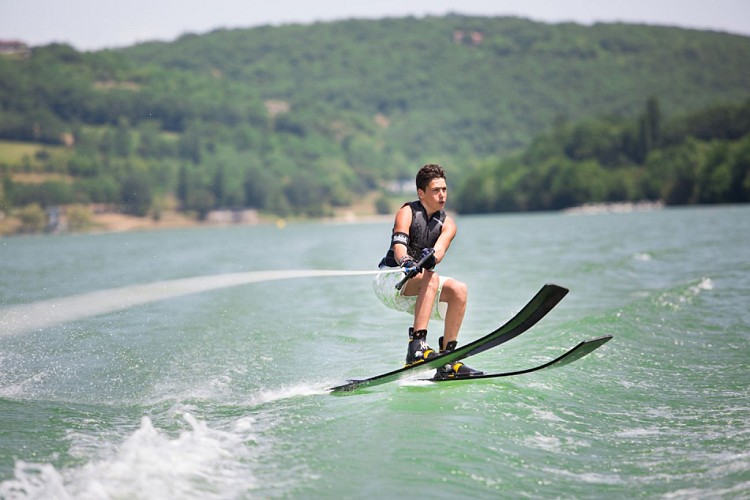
[443,278,467,304]
[456,280,468,303]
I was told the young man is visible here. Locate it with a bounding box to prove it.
[373,163,482,379]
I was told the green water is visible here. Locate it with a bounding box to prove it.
[1,206,748,499]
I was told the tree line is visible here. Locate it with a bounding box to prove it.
[456,98,750,212]
[1,15,750,228]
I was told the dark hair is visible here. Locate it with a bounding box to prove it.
[416,163,446,191]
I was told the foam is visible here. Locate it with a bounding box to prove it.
[0,413,256,499]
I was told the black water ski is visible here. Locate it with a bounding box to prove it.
[329,283,568,392]
[426,335,612,383]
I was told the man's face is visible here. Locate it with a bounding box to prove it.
[418,177,447,213]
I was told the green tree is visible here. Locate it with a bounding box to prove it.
[644,140,701,204]
[17,203,47,233]
[120,171,153,216]
[67,204,95,231]
[177,164,190,208]
[632,97,662,164]
[212,163,226,207]
[114,117,133,156]
[729,135,750,202]
[186,188,214,220]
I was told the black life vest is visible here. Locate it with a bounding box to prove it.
[379,200,446,267]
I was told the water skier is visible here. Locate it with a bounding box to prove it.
[373,163,482,379]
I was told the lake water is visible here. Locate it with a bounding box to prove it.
[1,205,749,498]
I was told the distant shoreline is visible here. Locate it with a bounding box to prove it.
[562,201,664,215]
[0,206,394,237]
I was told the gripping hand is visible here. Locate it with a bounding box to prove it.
[399,255,421,275]
[395,249,435,291]
[420,248,437,271]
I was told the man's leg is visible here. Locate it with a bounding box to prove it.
[438,277,467,346]
[402,271,440,366]
[402,270,439,331]
[434,277,482,378]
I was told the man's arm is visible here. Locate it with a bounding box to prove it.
[432,216,456,265]
[391,205,413,264]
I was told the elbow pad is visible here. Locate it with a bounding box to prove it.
[391,231,409,249]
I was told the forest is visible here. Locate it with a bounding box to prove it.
[1,15,749,232]
[456,97,750,212]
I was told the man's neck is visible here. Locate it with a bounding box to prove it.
[418,199,438,218]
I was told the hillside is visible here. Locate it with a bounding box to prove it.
[1,15,749,229]
[122,16,750,157]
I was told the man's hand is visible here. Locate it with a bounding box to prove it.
[420,247,437,271]
[399,255,421,275]
[395,248,435,291]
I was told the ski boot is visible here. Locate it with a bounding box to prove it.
[434,337,484,380]
[404,328,438,367]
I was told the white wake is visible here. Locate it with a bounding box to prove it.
[1,269,396,336]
